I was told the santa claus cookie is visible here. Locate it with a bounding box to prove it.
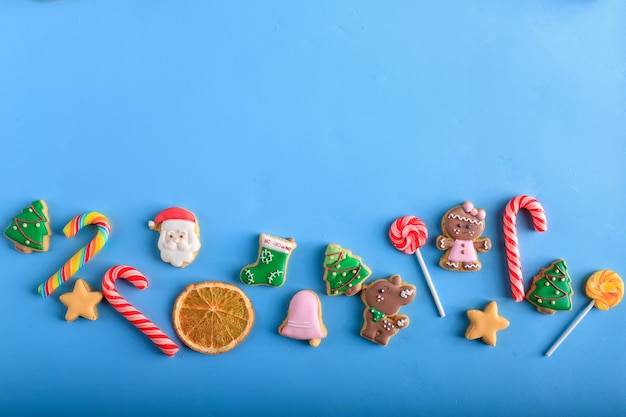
[148,207,201,268]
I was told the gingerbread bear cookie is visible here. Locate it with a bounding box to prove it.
[360,275,416,346]
[436,201,491,272]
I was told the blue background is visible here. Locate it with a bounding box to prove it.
[1,1,625,416]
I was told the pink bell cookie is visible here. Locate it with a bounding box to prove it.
[279,290,327,347]
[435,201,491,272]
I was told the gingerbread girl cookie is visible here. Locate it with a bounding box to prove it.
[436,201,491,272]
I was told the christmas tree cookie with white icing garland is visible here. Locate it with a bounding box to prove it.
[526,259,574,314]
[4,200,51,254]
[240,234,296,287]
[322,244,371,296]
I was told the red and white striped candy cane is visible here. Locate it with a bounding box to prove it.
[503,195,548,302]
[102,265,180,357]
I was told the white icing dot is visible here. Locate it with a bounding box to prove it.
[348,283,352,287]
[352,270,357,274]
[341,272,347,277]
[554,291,561,295]
[35,223,40,227]
[336,264,341,268]
[25,240,30,245]
[12,226,17,230]
[560,278,565,282]
[28,208,33,212]
[331,272,336,277]
[537,299,543,303]
[544,282,550,286]
[550,301,556,305]
[22,223,27,228]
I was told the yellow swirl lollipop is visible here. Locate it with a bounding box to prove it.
[585,270,624,311]
[545,270,623,356]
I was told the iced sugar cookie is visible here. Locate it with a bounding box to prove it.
[4,200,51,254]
[240,234,296,287]
[279,290,327,347]
[360,275,416,346]
[148,207,201,268]
[526,259,574,314]
[435,201,491,272]
[322,244,371,296]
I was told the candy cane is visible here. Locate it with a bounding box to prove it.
[102,265,180,357]
[38,212,111,297]
[503,196,548,301]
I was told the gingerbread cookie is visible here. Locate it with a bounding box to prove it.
[360,275,416,346]
[279,290,327,347]
[436,201,491,272]
[526,259,574,314]
[322,244,371,296]
[148,207,201,268]
[240,234,296,287]
[465,301,509,346]
[4,200,51,254]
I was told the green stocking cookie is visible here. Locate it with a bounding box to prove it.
[240,234,296,287]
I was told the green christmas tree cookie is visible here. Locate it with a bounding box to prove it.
[525,259,574,314]
[323,244,372,296]
[240,234,296,287]
[4,200,51,254]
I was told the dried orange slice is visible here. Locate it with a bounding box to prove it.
[172,281,254,354]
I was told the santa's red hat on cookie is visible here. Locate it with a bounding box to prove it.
[148,207,201,268]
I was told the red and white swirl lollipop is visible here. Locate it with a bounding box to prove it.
[389,216,445,317]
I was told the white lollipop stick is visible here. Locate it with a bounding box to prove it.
[546,270,624,357]
[390,216,445,317]
[390,215,446,318]
[545,300,594,357]
[415,249,445,317]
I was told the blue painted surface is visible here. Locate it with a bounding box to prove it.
[0,1,624,416]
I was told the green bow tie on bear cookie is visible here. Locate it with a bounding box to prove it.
[240,234,296,287]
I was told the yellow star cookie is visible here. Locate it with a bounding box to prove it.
[465,301,509,346]
[59,279,103,322]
